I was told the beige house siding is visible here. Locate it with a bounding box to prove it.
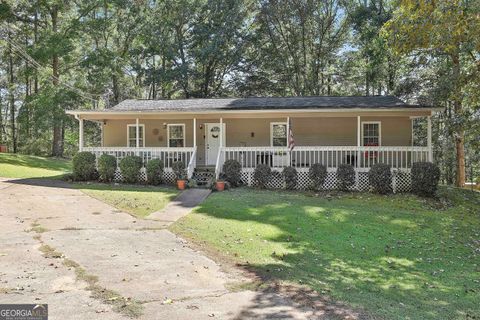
[361,116,412,146]
[102,115,413,164]
[103,119,195,147]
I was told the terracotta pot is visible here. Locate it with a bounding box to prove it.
[216,181,225,191]
[177,180,186,190]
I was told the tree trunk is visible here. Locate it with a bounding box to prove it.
[0,95,3,144]
[51,7,63,157]
[34,6,39,94]
[365,71,370,96]
[112,73,120,105]
[451,52,465,187]
[8,30,17,153]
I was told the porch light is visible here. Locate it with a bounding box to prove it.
[163,122,167,129]
[251,132,254,138]
[199,124,203,130]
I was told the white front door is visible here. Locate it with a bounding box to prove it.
[205,123,226,165]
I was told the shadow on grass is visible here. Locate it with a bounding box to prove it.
[185,188,480,319]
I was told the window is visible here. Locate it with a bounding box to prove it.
[362,122,381,146]
[168,124,185,147]
[127,124,145,147]
[270,122,287,147]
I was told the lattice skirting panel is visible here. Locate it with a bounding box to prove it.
[113,168,176,184]
[240,168,412,193]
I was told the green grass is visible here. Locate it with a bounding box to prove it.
[0,153,71,179]
[171,187,480,319]
[76,183,179,218]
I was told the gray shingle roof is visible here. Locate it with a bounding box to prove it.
[108,96,424,112]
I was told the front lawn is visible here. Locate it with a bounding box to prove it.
[0,153,71,179]
[76,183,179,218]
[171,187,480,319]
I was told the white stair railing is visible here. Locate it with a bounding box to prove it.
[187,147,197,179]
[214,147,225,179]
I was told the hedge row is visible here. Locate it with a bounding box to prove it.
[72,151,167,185]
[73,152,440,197]
[240,161,439,197]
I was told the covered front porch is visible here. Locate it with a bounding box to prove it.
[74,109,433,184]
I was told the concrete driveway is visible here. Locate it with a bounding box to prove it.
[0,178,355,320]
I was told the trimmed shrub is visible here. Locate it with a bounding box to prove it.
[172,161,187,180]
[223,159,242,187]
[337,164,355,191]
[146,159,164,185]
[283,166,298,190]
[98,154,117,182]
[72,151,96,181]
[411,162,440,197]
[119,155,142,184]
[368,163,392,194]
[308,163,327,190]
[254,164,271,189]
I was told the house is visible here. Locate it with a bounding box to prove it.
[67,96,440,191]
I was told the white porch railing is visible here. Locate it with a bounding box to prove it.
[83,147,195,169]
[187,147,197,179]
[214,147,225,179]
[219,146,431,171]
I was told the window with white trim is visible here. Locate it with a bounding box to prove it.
[168,124,185,147]
[127,124,145,147]
[270,122,287,147]
[362,122,381,146]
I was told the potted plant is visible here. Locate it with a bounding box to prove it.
[215,179,225,191]
[172,161,187,190]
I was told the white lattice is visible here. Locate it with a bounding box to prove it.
[357,171,370,191]
[266,170,284,189]
[163,169,176,184]
[113,167,176,185]
[393,170,411,193]
[239,168,411,193]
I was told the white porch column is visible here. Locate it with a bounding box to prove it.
[193,118,197,148]
[287,116,290,166]
[79,117,84,152]
[219,117,223,147]
[135,118,140,155]
[100,121,104,147]
[427,115,432,162]
[357,116,361,166]
[357,116,361,147]
[356,116,361,188]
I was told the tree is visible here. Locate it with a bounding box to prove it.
[383,0,480,187]
[244,0,348,96]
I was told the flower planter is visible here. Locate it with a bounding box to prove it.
[216,181,225,191]
[177,180,186,190]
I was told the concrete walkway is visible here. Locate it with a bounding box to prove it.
[148,188,211,224]
[0,178,349,319]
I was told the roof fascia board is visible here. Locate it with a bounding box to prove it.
[67,107,442,116]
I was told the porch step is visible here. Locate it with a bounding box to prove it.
[192,167,215,186]
[195,166,215,172]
